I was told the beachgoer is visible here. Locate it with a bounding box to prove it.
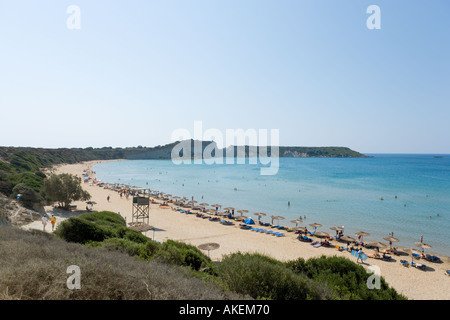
[42,215,48,231]
[356,249,363,263]
[51,216,56,231]
[107,195,110,202]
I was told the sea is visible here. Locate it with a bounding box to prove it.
[92,154,450,257]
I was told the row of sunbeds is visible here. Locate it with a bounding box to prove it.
[240,224,285,237]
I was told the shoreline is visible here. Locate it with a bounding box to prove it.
[37,160,450,300]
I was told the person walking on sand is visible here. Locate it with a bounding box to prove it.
[51,215,56,231]
[356,248,363,263]
[42,215,48,231]
[107,195,110,202]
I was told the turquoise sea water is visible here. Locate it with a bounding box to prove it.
[93,154,450,257]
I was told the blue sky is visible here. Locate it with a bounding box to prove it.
[0,0,449,153]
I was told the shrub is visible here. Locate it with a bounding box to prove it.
[152,240,216,274]
[217,252,336,300]
[286,255,406,300]
[12,183,43,208]
[55,216,108,244]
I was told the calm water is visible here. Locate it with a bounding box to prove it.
[93,154,450,256]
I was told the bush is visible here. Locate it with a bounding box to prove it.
[152,240,216,274]
[12,183,43,208]
[286,255,406,300]
[55,211,129,244]
[217,252,336,300]
[55,216,108,244]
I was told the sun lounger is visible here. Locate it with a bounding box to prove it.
[298,235,312,242]
[425,254,441,263]
[239,224,252,230]
[382,254,393,261]
[446,270,450,276]
[220,220,233,225]
[412,253,421,260]
[265,230,275,235]
[415,263,427,270]
[273,232,285,237]
[312,242,322,248]
[400,260,409,267]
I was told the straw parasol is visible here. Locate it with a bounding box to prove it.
[340,235,356,243]
[290,219,303,226]
[415,242,432,255]
[211,204,222,208]
[383,236,399,243]
[293,226,307,232]
[199,203,209,207]
[314,231,329,238]
[254,212,266,222]
[271,215,285,226]
[383,235,399,248]
[198,242,220,257]
[309,222,322,232]
[223,207,234,211]
[330,226,344,232]
[367,241,388,249]
[355,231,370,241]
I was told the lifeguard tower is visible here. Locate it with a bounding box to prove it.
[132,195,150,225]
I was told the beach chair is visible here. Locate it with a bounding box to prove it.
[412,253,421,260]
[425,254,441,263]
[445,270,450,276]
[265,230,275,235]
[382,254,393,261]
[312,242,322,248]
[415,263,427,270]
[273,232,285,237]
[400,260,409,267]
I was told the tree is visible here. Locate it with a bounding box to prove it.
[42,173,91,209]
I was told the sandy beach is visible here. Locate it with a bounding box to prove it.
[25,160,450,300]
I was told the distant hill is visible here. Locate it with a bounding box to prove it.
[0,141,367,195]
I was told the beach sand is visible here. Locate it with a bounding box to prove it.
[25,160,450,300]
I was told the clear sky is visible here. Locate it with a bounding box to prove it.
[0,0,449,153]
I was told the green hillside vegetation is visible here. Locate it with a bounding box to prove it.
[48,211,405,300]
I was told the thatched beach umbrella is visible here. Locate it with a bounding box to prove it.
[199,203,209,207]
[271,215,285,226]
[211,204,221,208]
[254,212,266,222]
[367,241,388,249]
[330,226,344,232]
[236,210,248,217]
[355,231,370,242]
[290,219,303,226]
[340,235,356,243]
[314,231,329,238]
[340,235,356,248]
[293,226,307,232]
[198,242,220,257]
[415,242,432,255]
[383,236,399,243]
[383,236,399,248]
[309,222,322,232]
